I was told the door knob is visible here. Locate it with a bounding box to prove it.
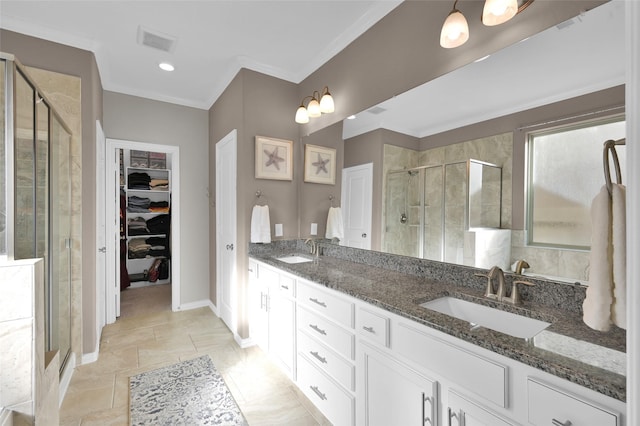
[226,243,234,251]
[362,233,367,238]
[98,247,106,253]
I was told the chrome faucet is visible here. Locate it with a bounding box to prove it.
[514,259,530,275]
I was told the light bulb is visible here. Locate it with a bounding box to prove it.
[440,9,469,48]
[295,106,309,124]
[482,0,518,26]
[307,98,321,118]
[320,92,334,113]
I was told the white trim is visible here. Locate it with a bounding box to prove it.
[625,1,639,425]
[177,299,212,311]
[59,353,76,406]
[95,120,107,352]
[104,139,181,319]
[207,300,220,317]
[234,335,254,349]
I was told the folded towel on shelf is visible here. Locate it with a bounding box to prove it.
[250,205,271,243]
[325,207,344,240]
[582,184,627,331]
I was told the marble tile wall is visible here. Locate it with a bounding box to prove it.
[0,259,59,425]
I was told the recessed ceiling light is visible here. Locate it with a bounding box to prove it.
[347,115,356,120]
[159,62,175,72]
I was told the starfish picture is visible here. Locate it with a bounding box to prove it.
[264,147,285,171]
[313,153,330,175]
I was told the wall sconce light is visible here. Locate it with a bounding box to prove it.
[295,86,334,124]
[440,0,535,48]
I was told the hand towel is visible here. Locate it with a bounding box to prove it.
[325,207,344,240]
[583,185,613,331]
[251,205,271,243]
[611,183,626,329]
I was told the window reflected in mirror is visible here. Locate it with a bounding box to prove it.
[527,115,626,249]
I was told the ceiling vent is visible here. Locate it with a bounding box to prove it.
[137,26,177,53]
[367,106,387,115]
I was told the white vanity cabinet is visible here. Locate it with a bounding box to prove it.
[447,390,516,426]
[250,261,625,426]
[248,260,296,378]
[357,341,438,426]
[296,279,356,426]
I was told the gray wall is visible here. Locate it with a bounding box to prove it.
[209,69,299,338]
[297,1,606,135]
[1,28,103,355]
[103,91,210,305]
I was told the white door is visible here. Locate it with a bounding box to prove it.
[341,163,373,249]
[95,121,107,335]
[105,143,121,323]
[216,130,237,332]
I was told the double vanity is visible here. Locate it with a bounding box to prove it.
[249,240,626,426]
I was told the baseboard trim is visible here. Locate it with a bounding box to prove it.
[177,299,212,311]
[234,334,254,349]
[207,301,219,316]
[59,353,76,407]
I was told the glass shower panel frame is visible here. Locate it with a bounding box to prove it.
[1,54,73,374]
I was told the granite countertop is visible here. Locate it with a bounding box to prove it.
[249,249,626,402]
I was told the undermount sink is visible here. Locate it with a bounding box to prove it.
[420,296,551,339]
[276,254,314,264]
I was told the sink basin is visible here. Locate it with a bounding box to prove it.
[276,254,314,264]
[420,297,551,339]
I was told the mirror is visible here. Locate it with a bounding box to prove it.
[340,1,625,282]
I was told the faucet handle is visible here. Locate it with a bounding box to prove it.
[510,280,535,305]
[475,271,495,298]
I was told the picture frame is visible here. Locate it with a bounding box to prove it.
[255,136,293,181]
[304,144,336,185]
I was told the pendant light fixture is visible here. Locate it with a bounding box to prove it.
[295,87,334,124]
[440,0,469,49]
[440,0,535,48]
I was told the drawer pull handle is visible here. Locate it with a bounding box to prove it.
[309,324,327,335]
[309,297,327,308]
[310,351,327,364]
[310,385,327,401]
[281,285,289,290]
[362,325,375,334]
[552,420,572,426]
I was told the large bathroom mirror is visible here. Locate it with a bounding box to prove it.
[336,1,625,282]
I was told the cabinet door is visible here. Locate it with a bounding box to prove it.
[359,343,437,426]
[447,390,516,426]
[269,293,295,376]
[249,264,269,352]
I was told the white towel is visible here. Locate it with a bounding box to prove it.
[325,207,344,240]
[611,184,626,329]
[250,205,271,243]
[583,186,614,331]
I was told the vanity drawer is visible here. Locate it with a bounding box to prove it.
[277,273,295,298]
[527,378,620,426]
[297,354,355,426]
[297,280,354,328]
[298,306,354,360]
[258,263,279,284]
[356,306,390,348]
[298,330,355,391]
[395,322,507,408]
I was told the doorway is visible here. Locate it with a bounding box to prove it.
[341,163,373,249]
[103,138,181,324]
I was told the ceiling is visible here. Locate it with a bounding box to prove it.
[342,0,625,140]
[0,0,401,110]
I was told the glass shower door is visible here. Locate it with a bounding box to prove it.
[50,114,72,369]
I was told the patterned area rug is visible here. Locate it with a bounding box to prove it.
[129,355,247,425]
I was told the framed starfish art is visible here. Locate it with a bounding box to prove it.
[255,136,293,181]
[304,144,336,185]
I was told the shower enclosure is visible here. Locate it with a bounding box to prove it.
[384,159,505,266]
[1,53,72,373]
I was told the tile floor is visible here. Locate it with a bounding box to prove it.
[59,284,330,425]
